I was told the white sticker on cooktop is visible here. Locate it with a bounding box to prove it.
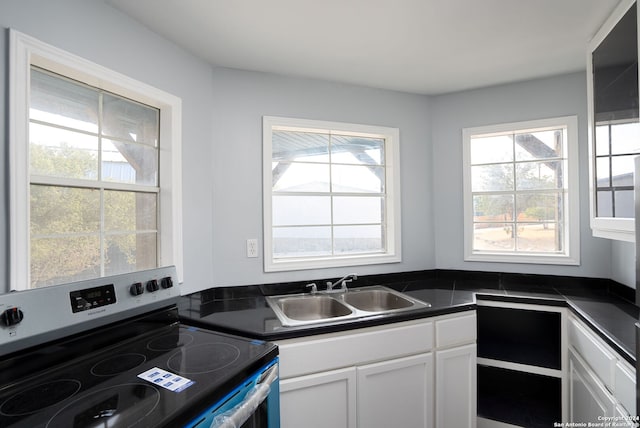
[137,367,195,392]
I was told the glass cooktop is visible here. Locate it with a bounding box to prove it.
[0,308,278,428]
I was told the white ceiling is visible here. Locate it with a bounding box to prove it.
[107,0,621,95]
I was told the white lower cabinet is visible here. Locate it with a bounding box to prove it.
[567,315,636,426]
[436,344,477,428]
[568,350,615,422]
[276,313,477,428]
[280,367,357,428]
[357,353,434,428]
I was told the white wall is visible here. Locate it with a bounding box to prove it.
[0,0,626,294]
[431,72,614,279]
[611,241,634,287]
[0,0,216,291]
[0,0,435,294]
[208,67,434,289]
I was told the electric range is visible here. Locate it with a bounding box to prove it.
[0,267,279,427]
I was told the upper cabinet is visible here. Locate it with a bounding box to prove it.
[587,0,639,241]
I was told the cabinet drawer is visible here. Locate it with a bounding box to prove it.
[614,360,636,416]
[568,317,616,391]
[277,319,434,378]
[435,312,476,348]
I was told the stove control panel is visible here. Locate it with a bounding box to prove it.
[70,284,117,313]
[0,266,179,357]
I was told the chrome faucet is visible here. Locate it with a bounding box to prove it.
[325,273,358,293]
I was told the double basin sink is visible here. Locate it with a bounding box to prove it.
[266,285,431,327]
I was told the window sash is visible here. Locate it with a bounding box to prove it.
[263,116,401,272]
[9,29,183,291]
[27,68,162,288]
[593,121,639,218]
[462,116,580,265]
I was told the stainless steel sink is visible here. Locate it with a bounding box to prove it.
[275,295,353,321]
[266,285,430,327]
[341,288,414,311]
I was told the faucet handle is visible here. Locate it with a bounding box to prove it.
[306,283,318,294]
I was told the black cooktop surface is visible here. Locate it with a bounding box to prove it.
[0,308,278,428]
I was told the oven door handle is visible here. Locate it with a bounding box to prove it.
[210,364,278,428]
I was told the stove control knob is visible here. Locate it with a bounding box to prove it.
[2,307,24,327]
[130,282,144,296]
[160,277,173,289]
[146,279,159,292]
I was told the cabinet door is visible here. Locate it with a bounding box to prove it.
[568,351,615,423]
[357,353,433,428]
[568,316,616,391]
[280,367,356,428]
[614,360,637,417]
[615,405,637,427]
[587,0,639,240]
[436,344,477,428]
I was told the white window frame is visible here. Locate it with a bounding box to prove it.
[586,0,638,242]
[462,116,580,265]
[263,116,402,272]
[9,29,184,289]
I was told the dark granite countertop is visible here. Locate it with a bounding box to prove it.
[178,270,640,365]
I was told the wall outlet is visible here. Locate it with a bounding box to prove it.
[246,239,258,258]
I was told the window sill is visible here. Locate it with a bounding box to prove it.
[590,218,634,243]
[464,252,580,266]
[264,253,402,272]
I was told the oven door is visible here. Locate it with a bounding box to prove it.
[187,359,280,428]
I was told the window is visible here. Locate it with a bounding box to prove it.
[587,0,638,241]
[263,116,401,272]
[593,121,640,219]
[462,116,579,265]
[10,30,183,290]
